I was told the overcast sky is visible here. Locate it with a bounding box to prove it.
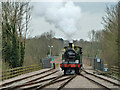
[29,2,117,41]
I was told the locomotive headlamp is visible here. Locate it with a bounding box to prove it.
[63,60,65,62]
[75,60,79,64]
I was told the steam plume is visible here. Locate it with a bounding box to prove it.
[35,1,81,40]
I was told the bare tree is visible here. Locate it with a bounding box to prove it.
[2,1,32,68]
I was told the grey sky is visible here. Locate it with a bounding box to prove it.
[29,2,117,40]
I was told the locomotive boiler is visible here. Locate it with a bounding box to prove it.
[60,41,82,75]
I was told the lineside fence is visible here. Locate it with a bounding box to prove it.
[110,66,120,80]
[111,66,119,75]
[93,58,120,79]
[84,56,120,79]
[1,64,42,81]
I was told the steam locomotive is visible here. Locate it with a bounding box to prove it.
[60,41,82,75]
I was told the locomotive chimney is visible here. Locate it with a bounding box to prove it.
[69,41,73,48]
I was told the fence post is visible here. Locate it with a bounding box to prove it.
[93,57,95,69]
[101,59,104,71]
[95,58,97,69]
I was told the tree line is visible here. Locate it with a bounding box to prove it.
[1,2,63,69]
[2,2,31,68]
[86,3,119,68]
[75,3,119,69]
[24,31,63,66]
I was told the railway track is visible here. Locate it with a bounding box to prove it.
[1,68,54,87]
[8,74,64,90]
[35,74,76,90]
[81,70,120,89]
[57,75,76,90]
[1,69,59,90]
[13,74,76,90]
[1,68,119,89]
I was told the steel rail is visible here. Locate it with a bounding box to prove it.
[26,70,59,83]
[10,75,59,90]
[1,70,58,90]
[80,73,111,90]
[0,68,54,87]
[35,75,72,90]
[18,75,66,90]
[57,75,76,90]
[83,70,120,87]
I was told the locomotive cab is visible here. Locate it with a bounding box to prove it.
[60,42,82,75]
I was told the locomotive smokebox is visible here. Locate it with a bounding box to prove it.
[69,41,73,48]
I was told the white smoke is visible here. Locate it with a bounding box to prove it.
[34,1,81,40]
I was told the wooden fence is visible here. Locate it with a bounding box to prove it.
[110,66,120,79]
[1,64,42,81]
